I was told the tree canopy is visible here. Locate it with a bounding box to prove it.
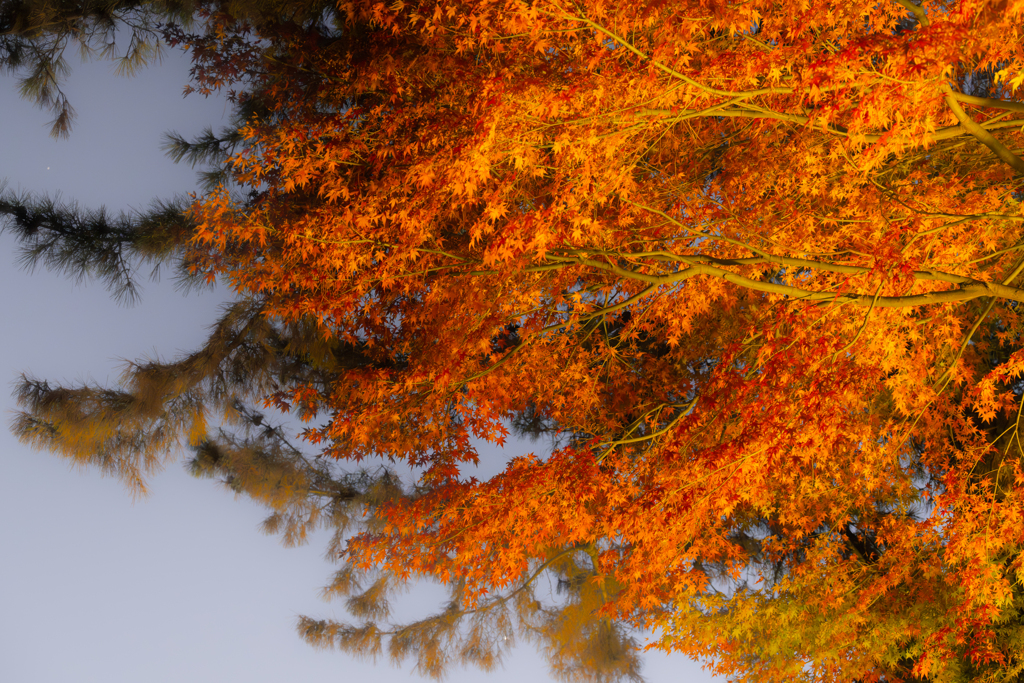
[5,0,1024,681]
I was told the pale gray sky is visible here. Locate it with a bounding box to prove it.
[0,44,720,683]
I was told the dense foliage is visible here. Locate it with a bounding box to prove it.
[6,0,1024,681]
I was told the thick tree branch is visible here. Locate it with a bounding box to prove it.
[548,254,1024,307]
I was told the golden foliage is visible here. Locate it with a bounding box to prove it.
[13,0,1024,680]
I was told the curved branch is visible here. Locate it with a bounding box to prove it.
[941,90,1024,176]
[548,255,1024,307]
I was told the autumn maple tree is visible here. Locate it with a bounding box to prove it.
[6,0,1024,681]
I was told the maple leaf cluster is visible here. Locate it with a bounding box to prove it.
[177,0,1024,679]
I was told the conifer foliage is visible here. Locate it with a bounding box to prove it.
[6,0,1024,681]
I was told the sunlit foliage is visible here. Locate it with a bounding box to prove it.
[6,0,1024,681]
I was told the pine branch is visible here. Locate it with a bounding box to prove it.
[0,186,197,304]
